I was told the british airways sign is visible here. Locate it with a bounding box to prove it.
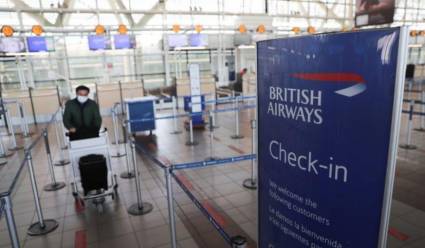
[258,27,407,248]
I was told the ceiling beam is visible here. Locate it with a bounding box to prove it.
[114,0,134,26]
[107,0,125,25]
[55,0,76,26]
[9,0,54,26]
[135,1,165,27]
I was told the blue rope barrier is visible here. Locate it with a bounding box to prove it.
[172,154,256,171]
[171,171,233,245]
[188,95,257,107]
[126,104,256,124]
[132,140,168,169]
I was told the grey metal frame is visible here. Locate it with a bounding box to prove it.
[377,26,409,248]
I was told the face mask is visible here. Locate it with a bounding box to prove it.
[77,95,88,103]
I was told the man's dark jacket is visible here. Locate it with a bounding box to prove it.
[63,98,102,140]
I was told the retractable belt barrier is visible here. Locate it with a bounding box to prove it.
[128,134,254,248]
[171,171,233,245]
[126,104,257,124]
[0,107,64,248]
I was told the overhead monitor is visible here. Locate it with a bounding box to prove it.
[0,37,26,53]
[27,36,55,52]
[113,34,136,49]
[189,34,208,47]
[168,34,188,48]
[234,34,252,46]
[355,0,395,27]
[88,35,111,50]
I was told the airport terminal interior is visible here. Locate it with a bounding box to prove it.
[0,0,425,248]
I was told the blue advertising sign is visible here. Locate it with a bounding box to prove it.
[258,27,407,248]
[27,36,47,52]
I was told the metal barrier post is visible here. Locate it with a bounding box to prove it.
[211,98,219,128]
[400,100,417,150]
[28,87,37,125]
[118,81,125,114]
[205,111,218,161]
[5,108,22,151]
[127,138,153,215]
[415,91,425,132]
[42,129,66,191]
[170,96,182,134]
[231,96,244,139]
[26,151,59,236]
[231,235,247,248]
[185,118,198,146]
[111,106,126,158]
[3,196,20,248]
[0,130,13,159]
[243,120,257,190]
[18,103,31,137]
[120,122,134,179]
[53,113,70,166]
[165,168,177,248]
[59,106,68,150]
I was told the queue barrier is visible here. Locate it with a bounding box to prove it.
[0,107,66,247]
[125,102,256,147]
[128,132,255,248]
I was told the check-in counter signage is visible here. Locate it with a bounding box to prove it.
[257,27,407,248]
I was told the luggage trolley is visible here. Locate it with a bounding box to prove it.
[68,129,118,211]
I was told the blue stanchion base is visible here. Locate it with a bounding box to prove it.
[44,182,66,191]
[414,128,425,132]
[127,202,153,216]
[399,144,417,150]
[120,171,135,179]
[243,178,257,190]
[54,159,70,166]
[27,219,59,236]
[231,135,244,139]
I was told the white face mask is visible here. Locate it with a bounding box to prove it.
[77,95,88,103]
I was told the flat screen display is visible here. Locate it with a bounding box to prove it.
[88,35,111,50]
[114,34,136,49]
[234,34,252,46]
[189,34,208,47]
[168,34,188,48]
[27,36,47,52]
[0,37,26,53]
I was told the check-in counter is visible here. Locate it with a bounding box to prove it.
[2,87,60,124]
[176,75,216,101]
[96,81,144,113]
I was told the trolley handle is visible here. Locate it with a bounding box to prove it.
[64,127,107,137]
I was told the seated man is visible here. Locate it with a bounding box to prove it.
[63,85,102,141]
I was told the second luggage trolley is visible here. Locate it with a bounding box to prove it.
[67,129,118,212]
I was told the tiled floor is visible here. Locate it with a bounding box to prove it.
[0,100,424,248]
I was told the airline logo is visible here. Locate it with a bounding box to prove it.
[291,72,366,97]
